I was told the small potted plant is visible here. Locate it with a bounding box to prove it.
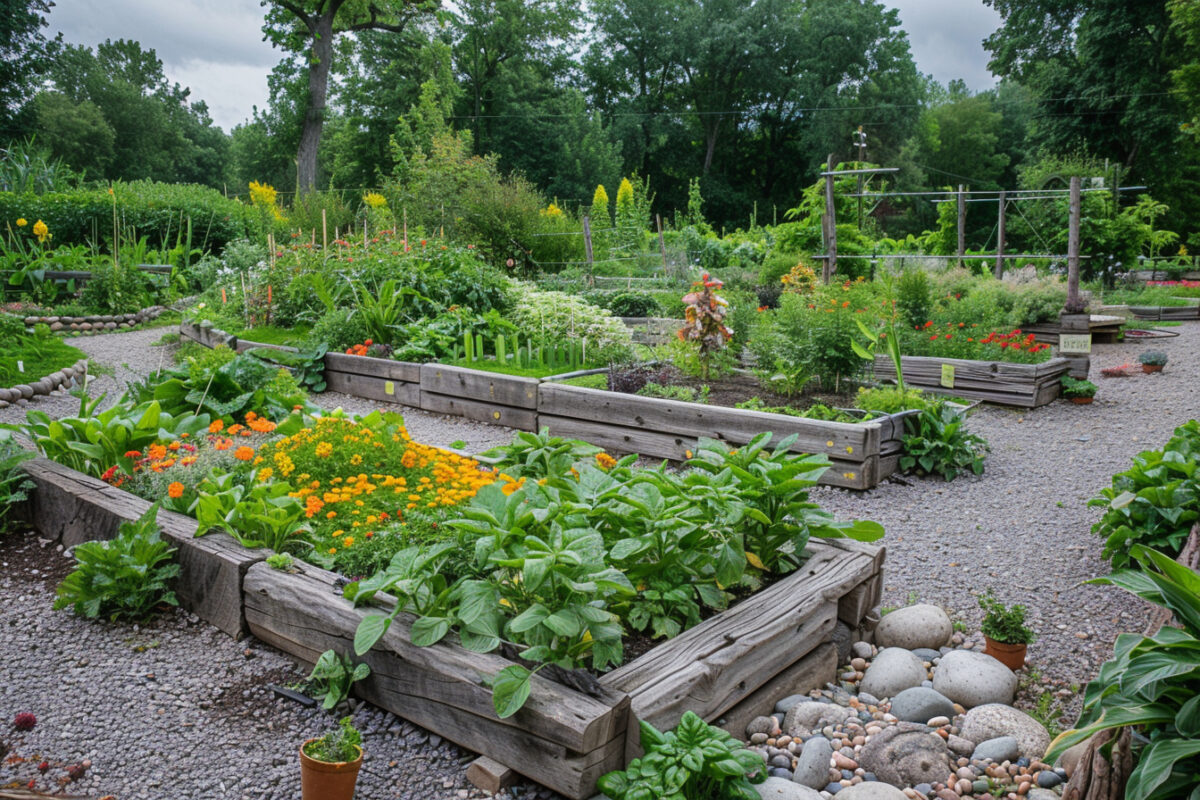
[1138,350,1168,373]
[978,590,1035,671]
[1060,375,1098,404]
[299,716,363,800]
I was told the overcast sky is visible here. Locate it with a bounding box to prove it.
[47,0,1003,132]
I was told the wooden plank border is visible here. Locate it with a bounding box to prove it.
[874,355,1071,408]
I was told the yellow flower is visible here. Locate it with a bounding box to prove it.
[343,537,355,547]
[362,191,387,209]
[32,219,49,243]
[15,218,26,227]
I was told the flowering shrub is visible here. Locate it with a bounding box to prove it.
[677,273,733,379]
[779,262,818,295]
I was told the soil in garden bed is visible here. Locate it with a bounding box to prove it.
[598,363,864,418]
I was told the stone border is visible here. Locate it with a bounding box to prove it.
[15,304,171,333]
[18,454,884,799]
[0,358,88,409]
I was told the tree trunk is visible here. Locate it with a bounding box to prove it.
[702,118,721,174]
[296,12,335,192]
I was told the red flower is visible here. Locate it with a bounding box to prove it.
[944,334,952,339]
[13,712,36,731]
[924,320,933,328]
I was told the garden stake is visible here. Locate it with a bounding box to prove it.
[322,209,327,251]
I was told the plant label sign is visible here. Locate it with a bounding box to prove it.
[384,381,395,396]
[1059,334,1092,354]
[940,363,955,388]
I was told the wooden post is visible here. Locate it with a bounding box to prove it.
[1067,176,1082,310]
[321,209,327,251]
[956,184,966,269]
[823,154,837,283]
[994,190,1006,279]
[1059,175,1090,379]
[582,214,595,287]
[655,214,668,274]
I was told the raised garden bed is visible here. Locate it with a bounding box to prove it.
[182,321,914,490]
[18,454,883,799]
[873,354,1072,408]
[1127,303,1200,321]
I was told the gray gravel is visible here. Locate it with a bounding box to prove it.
[3,323,1197,797]
[812,322,1200,720]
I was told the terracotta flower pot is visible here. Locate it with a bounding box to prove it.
[1069,396,1094,404]
[984,637,1027,671]
[1142,364,1164,373]
[300,740,362,800]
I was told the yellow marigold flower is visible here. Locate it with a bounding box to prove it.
[363,191,387,209]
[16,218,26,227]
[32,219,49,243]
[343,537,354,548]
[328,547,337,554]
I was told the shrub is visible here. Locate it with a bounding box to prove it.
[309,307,372,352]
[759,250,801,287]
[855,385,928,414]
[751,294,862,391]
[607,291,660,318]
[507,282,632,361]
[79,258,155,313]
[0,181,261,254]
[53,504,180,621]
[896,269,932,329]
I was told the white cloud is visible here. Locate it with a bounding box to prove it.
[46,0,283,130]
[883,0,1002,92]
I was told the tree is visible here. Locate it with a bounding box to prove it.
[32,92,115,176]
[0,0,57,140]
[260,0,437,191]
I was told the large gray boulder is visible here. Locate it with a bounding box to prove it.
[888,687,957,723]
[931,650,1017,708]
[857,726,954,787]
[860,648,927,699]
[784,702,855,737]
[756,777,824,800]
[874,605,953,651]
[836,784,909,800]
[791,737,833,790]
[960,704,1051,761]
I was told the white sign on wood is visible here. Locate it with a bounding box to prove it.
[1059,334,1092,354]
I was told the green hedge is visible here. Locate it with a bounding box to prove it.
[0,181,262,253]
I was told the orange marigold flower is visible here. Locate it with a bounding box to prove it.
[596,453,618,470]
[100,465,119,482]
[147,444,167,460]
[234,446,255,461]
[124,450,142,459]
[168,482,185,499]
[209,420,224,434]
[168,441,181,451]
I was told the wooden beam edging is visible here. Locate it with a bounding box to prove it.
[20,457,264,637]
[873,355,1071,408]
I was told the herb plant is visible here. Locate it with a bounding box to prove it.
[303,716,362,764]
[1060,375,1097,398]
[1137,350,1168,367]
[597,711,766,800]
[0,433,33,534]
[54,504,180,621]
[978,589,1035,645]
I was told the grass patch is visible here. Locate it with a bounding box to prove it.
[559,373,608,389]
[153,332,181,346]
[233,324,310,347]
[0,334,85,386]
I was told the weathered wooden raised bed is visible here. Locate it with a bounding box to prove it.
[874,354,1072,408]
[537,382,916,491]
[182,322,914,490]
[1128,303,1200,321]
[19,455,883,799]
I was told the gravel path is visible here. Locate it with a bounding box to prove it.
[2,323,1198,797]
[812,323,1200,721]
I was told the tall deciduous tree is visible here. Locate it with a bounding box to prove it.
[0,0,58,139]
[261,0,437,191]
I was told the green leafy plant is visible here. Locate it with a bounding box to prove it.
[852,273,907,393]
[977,589,1035,644]
[596,711,766,800]
[247,344,328,393]
[480,427,601,480]
[192,470,312,555]
[855,385,928,414]
[0,433,34,534]
[265,553,294,571]
[900,401,989,481]
[1060,375,1098,399]
[636,382,709,404]
[303,716,362,764]
[53,504,180,621]
[1090,421,1200,568]
[306,650,371,711]
[1138,350,1169,367]
[689,433,884,572]
[1046,547,1200,800]
[349,278,431,345]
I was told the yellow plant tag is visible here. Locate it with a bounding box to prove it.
[940,363,955,388]
[384,381,395,395]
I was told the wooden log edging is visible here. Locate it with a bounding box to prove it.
[0,358,87,409]
[873,355,1072,408]
[1128,304,1200,321]
[20,451,885,798]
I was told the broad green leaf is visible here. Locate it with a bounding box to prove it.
[491,665,533,719]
